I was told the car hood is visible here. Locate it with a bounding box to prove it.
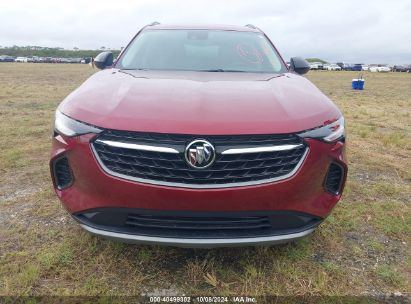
[59,69,341,135]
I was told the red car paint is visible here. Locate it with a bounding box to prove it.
[50,24,347,246]
[59,70,341,135]
[51,135,346,217]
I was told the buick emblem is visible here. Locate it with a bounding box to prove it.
[185,139,216,169]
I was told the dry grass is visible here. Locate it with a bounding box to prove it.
[0,63,410,298]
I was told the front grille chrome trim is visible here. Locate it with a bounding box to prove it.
[95,139,179,154]
[221,144,303,155]
[91,144,309,189]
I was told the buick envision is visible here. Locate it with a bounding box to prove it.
[50,23,347,247]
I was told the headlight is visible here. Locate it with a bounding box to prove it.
[298,116,345,143]
[54,110,101,137]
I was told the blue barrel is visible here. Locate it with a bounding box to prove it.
[352,79,365,90]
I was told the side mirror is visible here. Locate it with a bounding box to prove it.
[290,57,310,75]
[94,51,113,69]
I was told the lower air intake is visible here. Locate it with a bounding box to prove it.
[75,209,322,239]
[324,163,344,195]
[53,156,73,189]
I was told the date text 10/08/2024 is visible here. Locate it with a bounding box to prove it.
[149,296,257,303]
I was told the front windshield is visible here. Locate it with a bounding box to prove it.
[116,29,286,73]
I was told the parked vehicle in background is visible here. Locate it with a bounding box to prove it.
[309,62,324,70]
[15,57,28,62]
[343,64,353,71]
[336,62,348,70]
[6,55,94,64]
[392,65,407,72]
[361,65,369,71]
[369,66,377,72]
[337,63,356,71]
[369,65,390,73]
[0,55,15,62]
[32,56,46,63]
[370,65,391,73]
[81,57,92,64]
[379,65,391,72]
[327,64,341,71]
[352,64,363,71]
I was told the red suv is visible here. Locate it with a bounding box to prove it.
[50,23,347,247]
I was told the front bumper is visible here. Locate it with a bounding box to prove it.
[50,133,346,246]
[79,223,317,248]
[72,208,322,247]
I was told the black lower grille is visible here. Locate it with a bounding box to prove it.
[53,156,73,189]
[126,214,272,231]
[324,163,344,195]
[75,209,322,239]
[92,130,307,187]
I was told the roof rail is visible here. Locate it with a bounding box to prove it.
[245,24,262,32]
[148,21,160,26]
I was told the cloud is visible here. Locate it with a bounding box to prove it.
[0,0,410,63]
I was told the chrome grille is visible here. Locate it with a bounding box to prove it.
[97,130,305,147]
[92,130,308,188]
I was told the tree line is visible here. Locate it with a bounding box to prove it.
[0,47,121,58]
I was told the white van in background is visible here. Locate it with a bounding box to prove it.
[15,57,28,62]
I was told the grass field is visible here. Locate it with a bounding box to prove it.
[0,63,410,300]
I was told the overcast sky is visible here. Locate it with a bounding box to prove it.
[1,0,410,63]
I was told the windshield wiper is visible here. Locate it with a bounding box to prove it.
[120,68,150,71]
[199,69,248,72]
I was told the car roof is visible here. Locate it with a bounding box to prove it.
[143,24,261,33]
